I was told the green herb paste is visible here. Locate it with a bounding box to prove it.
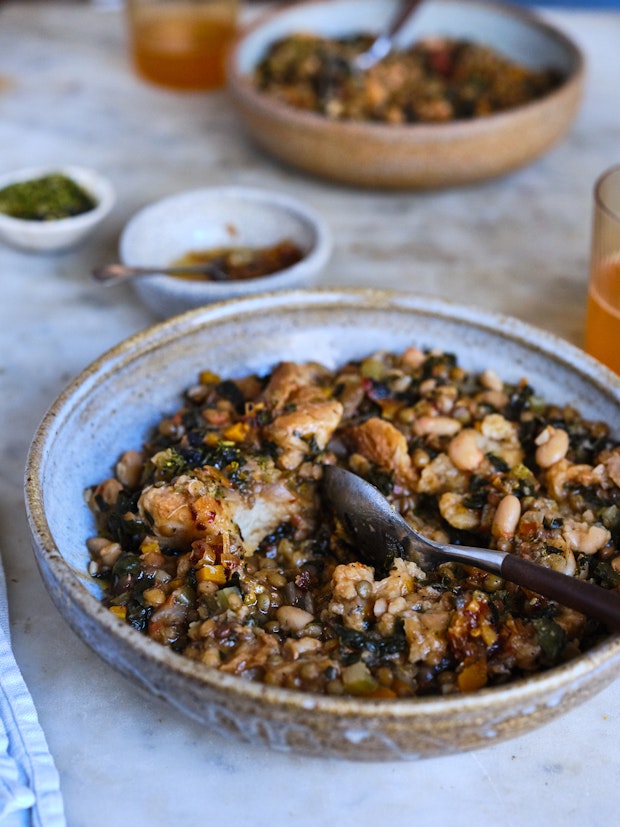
[0,174,97,221]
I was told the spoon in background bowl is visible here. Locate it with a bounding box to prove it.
[318,0,424,103]
[354,0,425,70]
[321,465,620,631]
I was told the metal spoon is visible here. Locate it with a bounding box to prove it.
[321,465,620,631]
[355,0,424,71]
[92,262,228,283]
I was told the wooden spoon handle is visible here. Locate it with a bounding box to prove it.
[502,554,620,631]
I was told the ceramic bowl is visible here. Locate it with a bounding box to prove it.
[119,186,332,318]
[0,165,115,252]
[227,0,584,188]
[25,289,620,761]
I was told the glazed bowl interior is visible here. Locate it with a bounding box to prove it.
[235,0,574,72]
[25,289,620,761]
[227,0,584,188]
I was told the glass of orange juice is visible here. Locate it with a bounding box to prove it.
[126,0,238,91]
[584,164,620,375]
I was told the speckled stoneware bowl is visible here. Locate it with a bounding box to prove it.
[25,289,620,761]
[0,165,115,252]
[227,0,584,189]
[119,186,332,318]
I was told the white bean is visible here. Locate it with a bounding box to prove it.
[563,521,611,555]
[414,415,462,437]
[480,369,503,392]
[115,449,143,489]
[439,492,480,531]
[93,477,123,506]
[276,605,314,633]
[401,347,425,368]
[535,426,570,468]
[491,494,521,539]
[480,389,509,409]
[448,429,484,471]
[547,550,577,577]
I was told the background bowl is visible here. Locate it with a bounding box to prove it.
[25,289,620,761]
[227,0,584,188]
[0,165,115,252]
[119,186,332,317]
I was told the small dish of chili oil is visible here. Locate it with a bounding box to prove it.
[171,239,304,282]
[119,185,332,317]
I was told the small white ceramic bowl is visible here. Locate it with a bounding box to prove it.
[119,186,333,317]
[0,165,115,252]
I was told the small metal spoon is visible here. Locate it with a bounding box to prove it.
[92,262,228,283]
[355,0,424,71]
[321,465,620,631]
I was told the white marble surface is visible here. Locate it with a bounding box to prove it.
[1,2,620,825]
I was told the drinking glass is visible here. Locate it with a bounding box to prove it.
[126,0,238,91]
[584,164,620,375]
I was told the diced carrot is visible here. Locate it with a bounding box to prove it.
[139,538,160,555]
[222,421,249,443]
[196,564,227,585]
[369,686,398,699]
[457,658,488,692]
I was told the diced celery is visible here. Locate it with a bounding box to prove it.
[216,586,242,611]
[342,660,378,696]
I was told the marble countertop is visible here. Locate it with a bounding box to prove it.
[1,2,619,825]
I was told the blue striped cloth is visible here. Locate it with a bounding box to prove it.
[0,554,65,827]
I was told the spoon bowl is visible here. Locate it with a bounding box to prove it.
[322,466,620,631]
[92,262,228,283]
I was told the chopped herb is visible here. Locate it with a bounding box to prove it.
[0,173,96,220]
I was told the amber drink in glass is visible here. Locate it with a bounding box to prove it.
[127,0,238,90]
[585,165,620,375]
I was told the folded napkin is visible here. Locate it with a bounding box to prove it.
[0,551,65,827]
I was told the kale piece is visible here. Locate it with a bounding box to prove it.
[532,617,567,664]
[104,490,148,551]
[332,622,407,667]
[125,599,154,633]
[256,521,295,556]
[421,352,457,380]
[463,474,489,509]
[215,380,246,414]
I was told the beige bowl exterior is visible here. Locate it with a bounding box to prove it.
[227,0,585,189]
[25,289,620,761]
